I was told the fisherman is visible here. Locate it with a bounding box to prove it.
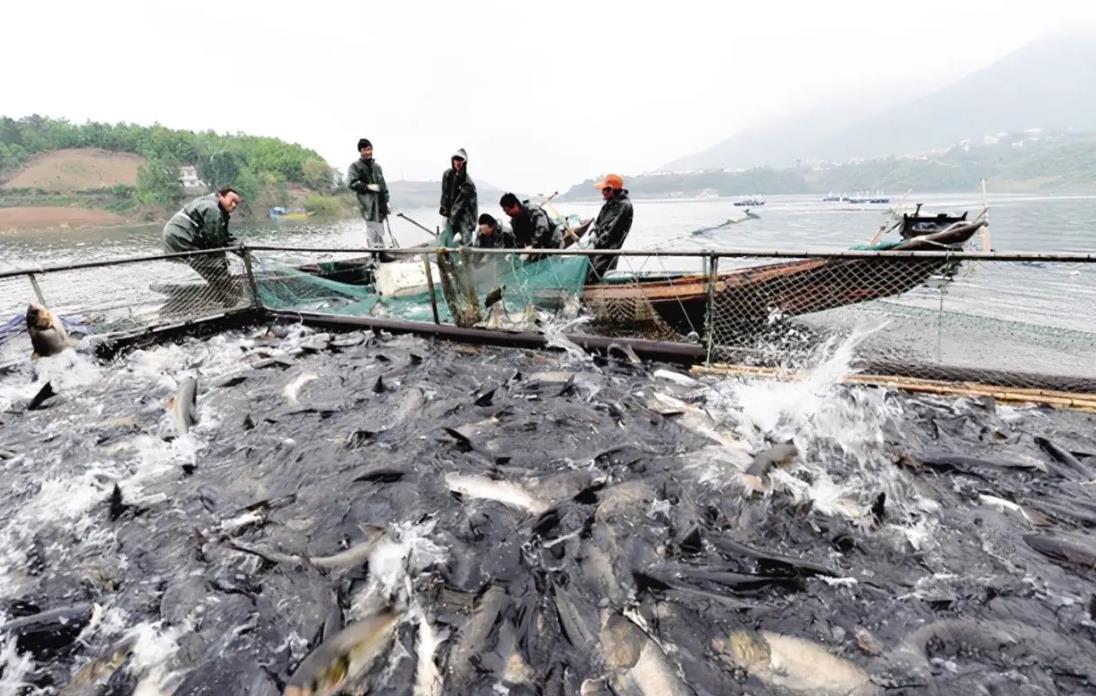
[587,173,633,282]
[439,148,477,247]
[161,187,243,306]
[346,138,391,260]
[499,193,562,251]
[475,213,515,250]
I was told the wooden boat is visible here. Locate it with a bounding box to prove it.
[149,215,982,340]
[900,204,967,239]
[576,215,985,337]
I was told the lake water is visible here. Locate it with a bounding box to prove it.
[2,193,1094,379]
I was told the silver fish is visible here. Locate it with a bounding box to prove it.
[284,610,399,696]
[167,377,198,438]
[26,302,71,358]
[444,473,548,515]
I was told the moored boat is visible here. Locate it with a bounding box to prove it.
[269,206,315,222]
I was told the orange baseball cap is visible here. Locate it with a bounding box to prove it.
[592,173,624,190]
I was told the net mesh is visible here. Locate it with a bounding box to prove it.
[2,243,1093,397]
[0,250,254,364]
[249,249,591,329]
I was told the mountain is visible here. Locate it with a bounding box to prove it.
[564,131,1096,200]
[816,33,1096,161]
[663,32,1096,171]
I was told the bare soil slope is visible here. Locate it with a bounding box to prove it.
[1,148,146,192]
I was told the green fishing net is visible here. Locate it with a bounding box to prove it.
[252,250,591,327]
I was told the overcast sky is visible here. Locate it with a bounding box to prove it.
[5,0,1094,192]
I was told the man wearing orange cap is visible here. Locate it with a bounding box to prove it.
[587,173,633,281]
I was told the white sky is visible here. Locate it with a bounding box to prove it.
[4,0,1094,192]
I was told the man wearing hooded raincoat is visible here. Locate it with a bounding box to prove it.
[162,187,243,306]
[587,173,634,282]
[439,148,478,247]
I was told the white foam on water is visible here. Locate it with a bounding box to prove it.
[697,323,941,547]
[349,519,447,623]
[0,632,36,696]
[542,316,595,364]
[127,620,185,696]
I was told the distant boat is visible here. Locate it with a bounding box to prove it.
[822,193,846,202]
[733,197,766,207]
[268,206,315,221]
[844,190,890,205]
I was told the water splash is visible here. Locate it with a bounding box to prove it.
[700,323,932,542]
[0,632,35,696]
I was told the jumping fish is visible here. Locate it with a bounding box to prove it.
[444,473,548,515]
[26,302,71,358]
[166,377,198,438]
[714,629,877,695]
[284,610,399,696]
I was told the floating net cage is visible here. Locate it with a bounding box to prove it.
[2,243,1094,404]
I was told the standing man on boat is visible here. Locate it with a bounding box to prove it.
[587,173,633,282]
[346,138,391,259]
[439,148,477,247]
[499,193,562,251]
[161,187,243,306]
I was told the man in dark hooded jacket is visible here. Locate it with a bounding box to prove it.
[346,138,390,258]
[475,213,516,250]
[586,173,633,282]
[439,148,477,247]
[162,187,243,305]
[499,193,562,250]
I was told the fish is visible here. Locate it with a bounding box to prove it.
[166,377,198,438]
[741,442,800,491]
[26,302,71,358]
[444,473,548,515]
[705,537,832,578]
[309,525,387,570]
[57,636,136,695]
[605,342,641,365]
[714,629,877,695]
[284,610,399,696]
[1034,436,1093,481]
[1023,533,1096,569]
[484,286,505,308]
[445,585,509,689]
[175,657,281,696]
[108,484,127,521]
[599,613,692,696]
[412,605,446,696]
[911,450,1041,477]
[977,493,1051,526]
[27,380,56,410]
[647,392,747,451]
[652,368,701,388]
[0,602,97,657]
[283,371,318,404]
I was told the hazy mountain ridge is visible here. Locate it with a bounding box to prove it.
[663,33,1096,173]
[563,130,1096,200]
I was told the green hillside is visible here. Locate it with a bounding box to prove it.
[0,115,335,212]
